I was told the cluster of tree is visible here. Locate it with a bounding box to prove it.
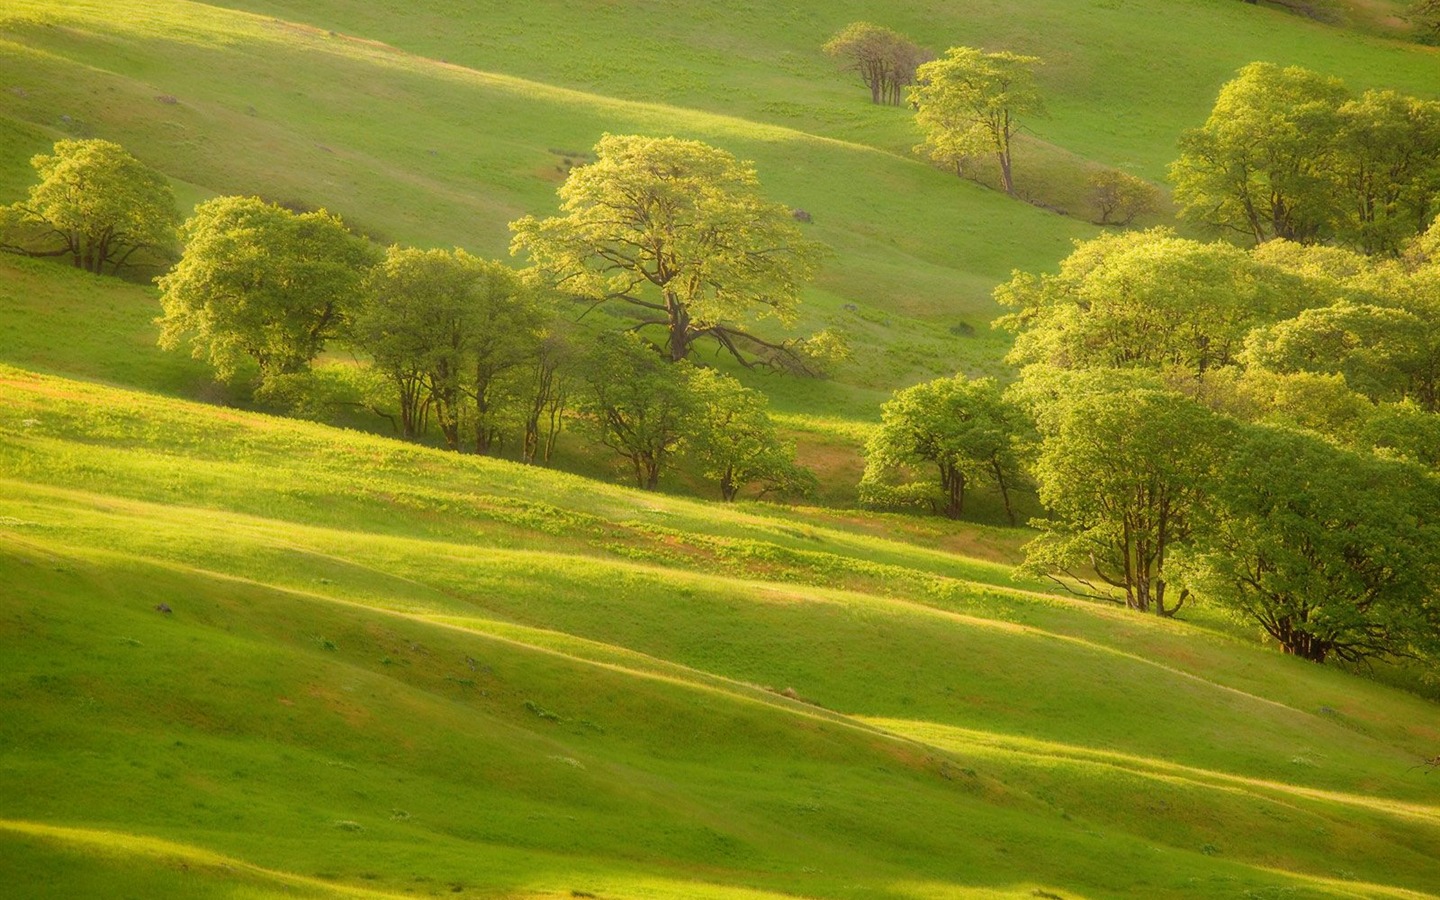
[1172,62,1440,255]
[985,225,1440,666]
[822,23,931,106]
[148,133,823,500]
[0,139,180,276]
[580,333,813,497]
[821,29,1049,201]
[859,374,1027,524]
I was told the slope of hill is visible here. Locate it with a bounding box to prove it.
[3,366,1440,898]
[3,1,1440,896]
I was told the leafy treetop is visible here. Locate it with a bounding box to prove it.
[510,134,823,366]
[1,138,179,276]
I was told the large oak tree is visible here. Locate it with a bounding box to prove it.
[1,139,178,275]
[511,134,822,365]
[157,196,376,384]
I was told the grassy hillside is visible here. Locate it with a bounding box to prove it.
[3,1,1440,896]
[3,365,1440,898]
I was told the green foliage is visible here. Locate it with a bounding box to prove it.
[156,196,377,384]
[1022,379,1231,616]
[996,229,1280,380]
[686,367,813,502]
[1240,250,1440,412]
[862,374,1027,523]
[1362,399,1440,468]
[510,134,823,365]
[1088,169,1159,226]
[909,47,1044,196]
[0,138,178,275]
[1243,301,1429,406]
[821,22,929,106]
[1179,424,1440,663]
[1172,62,1347,244]
[578,332,697,489]
[1172,63,1440,254]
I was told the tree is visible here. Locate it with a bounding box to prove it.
[356,247,540,452]
[1180,424,1440,663]
[908,47,1044,196]
[1411,0,1440,41]
[686,368,812,502]
[822,22,929,106]
[1,139,179,275]
[996,229,1278,381]
[511,134,823,365]
[861,375,1027,523]
[578,332,697,490]
[1171,63,1347,244]
[461,262,539,455]
[1088,170,1159,227]
[355,246,479,444]
[1022,382,1230,616]
[157,196,376,384]
[1330,90,1440,255]
[517,326,575,466]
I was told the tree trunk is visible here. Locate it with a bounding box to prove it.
[665,291,691,361]
[991,458,1016,526]
[941,464,965,519]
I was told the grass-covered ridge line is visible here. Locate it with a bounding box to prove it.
[3,366,1440,897]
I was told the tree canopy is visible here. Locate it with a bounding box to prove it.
[908,47,1044,196]
[1172,63,1440,254]
[157,196,377,384]
[1180,424,1440,663]
[510,134,823,366]
[862,374,1027,523]
[822,22,929,106]
[1,139,179,275]
[996,229,1283,380]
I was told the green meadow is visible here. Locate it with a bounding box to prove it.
[2,0,1440,896]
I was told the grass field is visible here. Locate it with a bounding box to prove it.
[3,366,1440,898]
[3,0,1440,896]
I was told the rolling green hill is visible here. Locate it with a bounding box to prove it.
[3,0,1440,896]
[4,366,1440,898]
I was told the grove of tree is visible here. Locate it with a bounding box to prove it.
[822,22,929,106]
[1171,62,1440,254]
[861,374,1026,523]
